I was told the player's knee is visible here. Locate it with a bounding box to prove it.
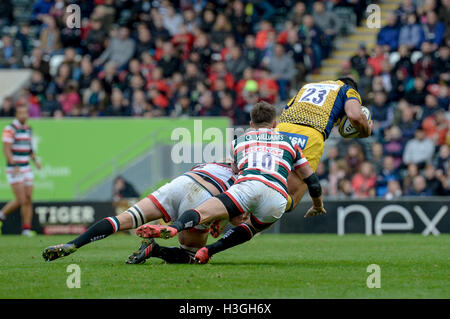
[121,205,147,229]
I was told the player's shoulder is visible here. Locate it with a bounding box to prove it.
[334,80,362,103]
[3,123,15,132]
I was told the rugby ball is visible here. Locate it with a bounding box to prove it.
[338,106,371,138]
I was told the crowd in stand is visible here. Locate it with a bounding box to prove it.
[325,0,449,198]
[0,0,448,197]
[0,0,361,121]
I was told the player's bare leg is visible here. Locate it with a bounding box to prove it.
[287,171,308,208]
[21,185,34,236]
[136,197,229,239]
[195,216,269,264]
[0,200,20,219]
[43,197,165,261]
[3,182,34,236]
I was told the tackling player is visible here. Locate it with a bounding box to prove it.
[0,102,41,236]
[135,102,325,263]
[277,77,372,207]
[42,162,242,262]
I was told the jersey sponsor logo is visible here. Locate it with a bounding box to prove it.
[277,131,309,150]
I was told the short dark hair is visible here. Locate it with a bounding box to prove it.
[250,101,276,126]
[337,77,358,91]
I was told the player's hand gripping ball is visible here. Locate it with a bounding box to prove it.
[338,106,371,138]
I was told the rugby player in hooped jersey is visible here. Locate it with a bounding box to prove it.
[0,102,42,236]
[136,101,325,264]
[42,162,244,264]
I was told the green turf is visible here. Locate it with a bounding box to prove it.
[0,234,448,298]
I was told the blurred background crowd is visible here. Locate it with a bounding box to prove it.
[0,0,448,198]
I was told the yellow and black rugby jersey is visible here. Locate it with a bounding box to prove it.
[279,80,362,139]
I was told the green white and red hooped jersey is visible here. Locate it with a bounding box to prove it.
[2,119,33,167]
[230,128,309,198]
[190,162,237,193]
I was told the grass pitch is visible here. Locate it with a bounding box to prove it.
[0,234,448,299]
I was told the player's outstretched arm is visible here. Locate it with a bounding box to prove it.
[344,99,372,138]
[294,165,326,218]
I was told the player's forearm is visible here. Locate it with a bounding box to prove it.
[3,144,15,165]
[311,195,324,208]
[303,173,323,207]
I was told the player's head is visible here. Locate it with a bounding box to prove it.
[337,77,358,91]
[15,100,29,124]
[250,101,277,129]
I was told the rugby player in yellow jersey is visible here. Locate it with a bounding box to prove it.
[277,77,373,208]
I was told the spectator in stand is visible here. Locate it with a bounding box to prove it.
[94,26,135,69]
[376,156,400,197]
[0,34,24,68]
[383,126,405,168]
[352,162,376,198]
[371,142,384,174]
[39,15,62,54]
[368,45,387,76]
[399,13,424,50]
[58,81,81,116]
[162,5,183,36]
[299,14,325,70]
[82,78,106,116]
[337,178,354,198]
[60,11,82,49]
[422,11,445,48]
[345,143,365,176]
[396,0,417,24]
[385,180,403,199]
[393,45,414,77]
[328,160,347,197]
[225,46,248,80]
[257,68,278,104]
[0,97,15,117]
[104,88,131,116]
[312,1,341,58]
[32,0,54,24]
[228,0,249,43]
[435,144,449,173]
[424,163,447,195]
[433,46,450,80]
[421,94,442,122]
[113,176,139,202]
[402,163,418,193]
[255,20,274,51]
[414,41,436,82]
[84,18,107,60]
[403,128,435,168]
[336,60,359,82]
[422,109,449,146]
[242,34,262,69]
[406,77,427,106]
[407,175,432,196]
[210,13,232,51]
[266,43,296,101]
[288,2,306,26]
[350,44,370,77]
[369,91,394,138]
[377,12,400,51]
